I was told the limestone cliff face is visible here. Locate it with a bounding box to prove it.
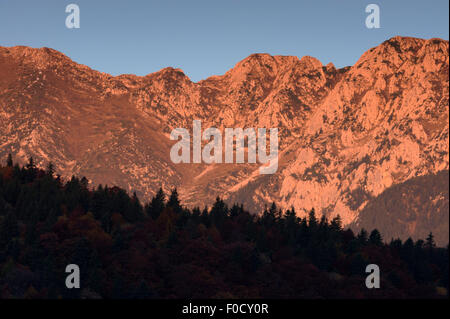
[0,37,448,239]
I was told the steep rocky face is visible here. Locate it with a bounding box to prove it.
[248,37,449,225]
[0,36,448,240]
[349,170,449,246]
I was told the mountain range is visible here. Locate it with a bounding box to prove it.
[0,36,448,244]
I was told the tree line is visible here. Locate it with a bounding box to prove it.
[0,155,448,298]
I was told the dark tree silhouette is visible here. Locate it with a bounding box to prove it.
[0,161,447,299]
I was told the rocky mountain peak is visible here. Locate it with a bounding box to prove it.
[0,36,448,243]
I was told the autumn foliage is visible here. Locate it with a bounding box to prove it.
[0,157,448,299]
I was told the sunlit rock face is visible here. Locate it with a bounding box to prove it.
[0,37,448,241]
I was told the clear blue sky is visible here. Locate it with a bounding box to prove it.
[0,0,448,82]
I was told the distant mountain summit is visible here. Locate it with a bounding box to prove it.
[0,36,448,243]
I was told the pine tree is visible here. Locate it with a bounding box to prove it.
[210,197,228,226]
[26,156,35,169]
[147,188,165,219]
[46,162,55,176]
[330,215,342,231]
[268,202,277,218]
[6,153,13,167]
[124,191,144,222]
[308,208,318,228]
[229,204,240,218]
[284,207,298,225]
[167,188,181,213]
[357,228,368,244]
[425,232,436,249]
[369,229,383,246]
[25,156,37,181]
[319,215,328,228]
